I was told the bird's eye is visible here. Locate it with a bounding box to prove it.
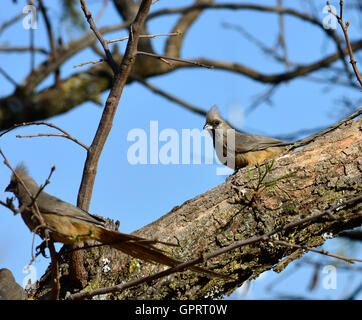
[213,120,220,126]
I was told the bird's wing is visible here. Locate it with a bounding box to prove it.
[231,131,288,152]
[36,192,105,226]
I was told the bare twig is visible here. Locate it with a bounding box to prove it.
[38,0,60,85]
[73,58,105,68]
[222,22,296,67]
[245,84,279,115]
[0,12,25,36]
[131,74,206,116]
[327,1,362,86]
[107,32,180,44]
[80,0,118,73]
[276,0,290,70]
[38,0,57,58]
[0,66,18,86]
[0,121,89,151]
[0,46,48,54]
[73,33,181,69]
[29,166,56,208]
[0,200,20,215]
[30,25,35,73]
[137,51,213,68]
[268,238,362,264]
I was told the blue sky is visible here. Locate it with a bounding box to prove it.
[0,0,361,299]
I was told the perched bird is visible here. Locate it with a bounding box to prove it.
[203,106,289,170]
[5,164,228,279]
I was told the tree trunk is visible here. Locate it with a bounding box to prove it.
[31,116,362,299]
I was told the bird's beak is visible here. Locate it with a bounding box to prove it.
[5,182,13,193]
[203,123,213,130]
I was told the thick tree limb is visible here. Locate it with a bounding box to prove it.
[31,115,362,300]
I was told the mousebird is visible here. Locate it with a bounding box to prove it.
[203,106,289,170]
[5,164,229,279]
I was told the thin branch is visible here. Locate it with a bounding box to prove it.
[327,1,362,86]
[0,121,89,151]
[131,74,206,116]
[73,33,181,68]
[107,32,180,44]
[73,58,105,68]
[276,0,290,70]
[0,199,20,215]
[0,47,48,54]
[38,0,60,86]
[245,84,279,115]
[269,239,362,264]
[80,0,118,73]
[0,12,24,36]
[30,25,35,73]
[222,22,296,67]
[29,166,56,208]
[0,66,18,86]
[137,50,213,68]
[38,0,57,58]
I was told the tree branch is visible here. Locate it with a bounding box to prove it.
[32,116,362,299]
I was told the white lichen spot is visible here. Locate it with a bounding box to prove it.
[335,199,344,211]
[204,285,221,299]
[322,232,333,240]
[92,293,108,300]
[102,257,111,273]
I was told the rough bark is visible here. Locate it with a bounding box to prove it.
[31,116,361,300]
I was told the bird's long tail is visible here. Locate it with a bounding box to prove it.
[95,227,230,279]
